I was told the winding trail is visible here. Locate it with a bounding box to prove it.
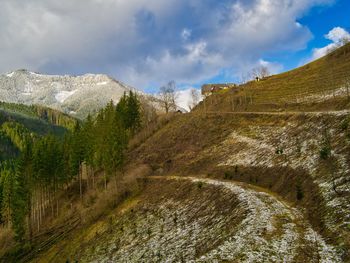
[203,109,350,116]
[148,176,341,263]
[64,175,342,262]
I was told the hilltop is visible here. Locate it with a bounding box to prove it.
[198,43,350,113]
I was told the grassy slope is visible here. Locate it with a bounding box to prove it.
[126,46,350,258]
[129,112,350,256]
[197,43,350,112]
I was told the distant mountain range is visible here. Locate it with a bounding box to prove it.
[0,69,133,119]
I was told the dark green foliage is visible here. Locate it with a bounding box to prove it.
[32,134,66,186]
[320,146,331,160]
[68,123,85,177]
[116,91,141,135]
[340,117,349,131]
[1,121,33,151]
[11,160,29,244]
[0,93,142,247]
[340,116,350,140]
[0,101,77,131]
[224,165,238,180]
[224,171,234,180]
[0,160,29,243]
[0,131,19,161]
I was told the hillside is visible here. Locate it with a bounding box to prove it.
[0,102,76,161]
[2,45,350,262]
[16,44,350,262]
[198,43,350,113]
[0,70,132,119]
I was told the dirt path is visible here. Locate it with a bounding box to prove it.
[39,175,342,262]
[203,109,350,116]
[149,176,341,262]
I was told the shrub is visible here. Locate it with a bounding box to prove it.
[197,181,204,189]
[340,118,349,131]
[224,171,233,180]
[296,184,304,201]
[319,146,331,160]
[275,148,283,155]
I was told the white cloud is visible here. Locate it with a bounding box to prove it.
[0,0,334,91]
[325,27,350,43]
[259,59,283,75]
[176,88,202,111]
[181,28,192,41]
[310,27,350,61]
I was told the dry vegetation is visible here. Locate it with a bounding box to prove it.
[128,111,350,260]
[196,43,350,113]
[4,41,350,263]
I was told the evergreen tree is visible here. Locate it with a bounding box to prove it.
[126,91,141,134]
[0,162,15,225]
[11,159,29,244]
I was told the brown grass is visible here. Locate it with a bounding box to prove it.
[196,43,350,113]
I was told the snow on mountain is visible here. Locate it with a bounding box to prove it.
[55,90,78,103]
[0,69,133,119]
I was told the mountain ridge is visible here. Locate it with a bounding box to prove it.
[0,69,134,119]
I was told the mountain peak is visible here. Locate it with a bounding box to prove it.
[0,70,132,119]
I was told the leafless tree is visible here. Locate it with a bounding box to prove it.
[340,36,350,46]
[188,88,201,111]
[251,65,270,79]
[326,37,350,54]
[240,72,252,84]
[159,81,178,113]
[345,76,350,100]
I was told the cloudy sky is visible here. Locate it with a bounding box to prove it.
[0,0,349,94]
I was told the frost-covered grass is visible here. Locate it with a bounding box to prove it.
[60,177,340,263]
[199,114,350,258]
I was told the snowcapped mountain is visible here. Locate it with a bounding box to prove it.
[0,69,133,119]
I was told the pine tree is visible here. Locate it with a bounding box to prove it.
[126,91,141,135]
[0,162,15,225]
[11,159,29,244]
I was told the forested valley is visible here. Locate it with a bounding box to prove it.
[0,91,142,257]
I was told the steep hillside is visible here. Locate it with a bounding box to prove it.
[0,70,132,119]
[35,176,341,262]
[198,43,350,113]
[0,102,76,161]
[27,113,350,261]
[4,43,350,263]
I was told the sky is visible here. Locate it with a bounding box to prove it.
[0,0,349,99]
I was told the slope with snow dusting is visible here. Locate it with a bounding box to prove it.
[0,69,132,119]
[36,176,341,262]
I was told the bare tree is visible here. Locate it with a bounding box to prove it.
[340,36,350,46]
[326,37,350,54]
[251,65,270,79]
[240,72,252,84]
[345,76,350,100]
[159,81,178,113]
[188,88,201,111]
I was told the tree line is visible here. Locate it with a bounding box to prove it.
[0,91,141,247]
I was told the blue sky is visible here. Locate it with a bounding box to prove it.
[204,0,350,87]
[0,0,349,95]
